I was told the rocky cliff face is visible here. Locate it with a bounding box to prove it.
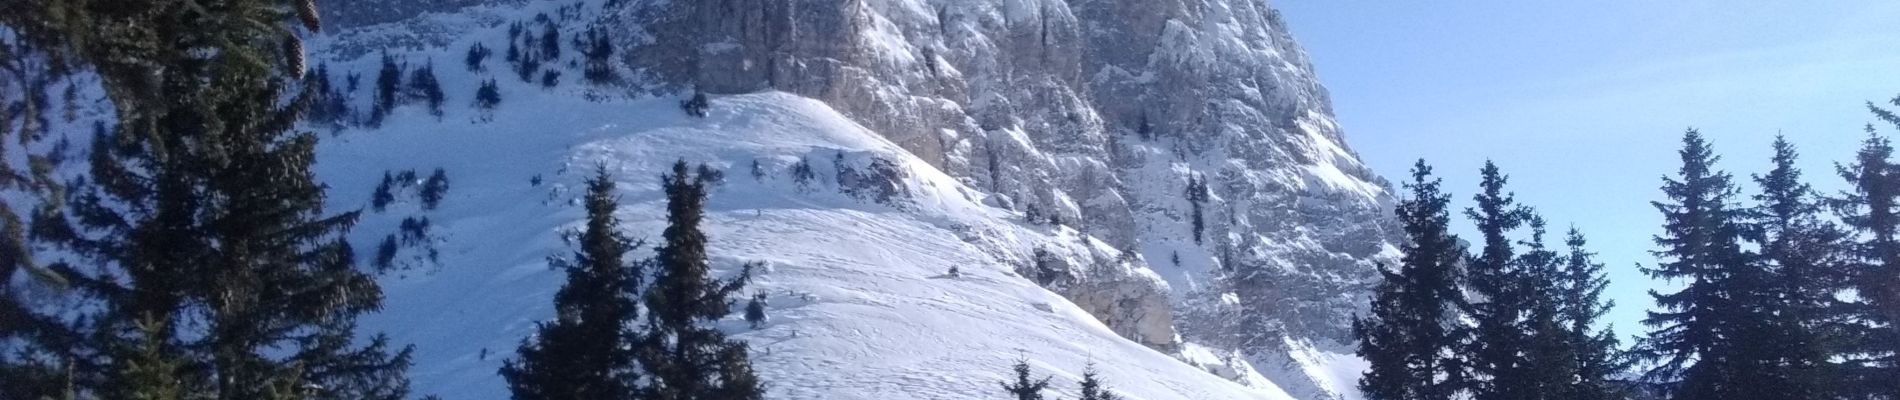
[310,0,1396,397]
[610,0,1396,396]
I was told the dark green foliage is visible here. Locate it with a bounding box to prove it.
[1079,364,1119,400]
[400,216,431,245]
[502,167,644,400]
[373,51,404,126]
[1000,359,1052,400]
[466,42,492,72]
[373,171,398,212]
[1186,174,1209,244]
[1354,160,1465,400]
[541,70,561,88]
[1746,135,1845,399]
[420,168,449,210]
[376,234,400,271]
[304,63,352,129]
[1557,230,1632,400]
[744,293,767,329]
[506,40,522,63]
[1462,161,1534,400]
[1831,124,1900,399]
[477,79,503,111]
[579,27,617,84]
[791,157,816,192]
[408,62,445,117]
[5,0,413,397]
[637,161,763,400]
[541,23,562,61]
[681,92,710,118]
[1637,129,1783,400]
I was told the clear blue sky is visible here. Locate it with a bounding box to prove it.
[1273,1,1900,338]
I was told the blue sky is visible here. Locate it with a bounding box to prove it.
[1272,1,1900,337]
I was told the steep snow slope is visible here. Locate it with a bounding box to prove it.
[316,82,1292,398]
[307,0,1393,397]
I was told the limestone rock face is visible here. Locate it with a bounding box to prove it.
[321,0,1398,396]
[613,1,1397,396]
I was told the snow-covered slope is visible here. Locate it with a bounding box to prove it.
[305,0,1396,397]
[318,83,1291,398]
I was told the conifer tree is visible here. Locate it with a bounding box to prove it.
[1748,135,1844,399]
[1462,161,1533,400]
[1079,364,1119,400]
[1832,127,1900,399]
[373,51,404,125]
[1186,174,1209,244]
[502,167,644,400]
[408,62,445,117]
[1514,215,1578,399]
[637,161,763,400]
[1354,160,1466,400]
[15,0,414,398]
[1638,129,1780,400]
[1000,359,1052,400]
[1557,229,1630,400]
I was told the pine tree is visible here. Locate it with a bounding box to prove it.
[476,79,503,111]
[1354,160,1466,400]
[501,166,644,400]
[1514,215,1578,399]
[1832,127,1900,399]
[1461,161,1533,400]
[466,43,491,72]
[637,161,763,400]
[373,51,404,125]
[1079,364,1119,400]
[1186,174,1208,244]
[1557,229,1630,400]
[541,23,562,61]
[20,0,414,397]
[420,168,450,210]
[1000,359,1051,400]
[1638,129,1778,400]
[1748,135,1845,399]
[407,62,444,117]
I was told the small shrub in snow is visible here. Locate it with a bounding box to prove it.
[681,91,710,118]
[695,164,725,186]
[399,216,431,245]
[750,159,766,181]
[540,70,561,88]
[790,157,817,192]
[744,293,768,329]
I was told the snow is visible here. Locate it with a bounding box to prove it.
[317,79,1291,398]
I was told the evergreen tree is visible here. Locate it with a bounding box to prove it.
[637,161,763,400]
[1354,160,1466,400]
[1186,174,1208,244]
[466,42,492,72]
[1748,135,1845,399]
[1557,229,1631,400]
[373,51,404,125]
[476,79,503,111]
[502,167,644,400]
[1831,127,1900,399]
[1461,161,1533,400]
[744,293,767,329]
[681,92,710,118]
[1637,129,1779,400]
[1514,215,1578,399]
[420,168,450,210]
[580,27,617,84]
[1079,364,1119,400]
[16,0,413,397]
[1000,359,1051,400]
[541,23,562,61]
[407,62,444,117]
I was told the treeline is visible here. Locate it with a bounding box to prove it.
[1357,102,1900,400]
[0,1,765,400]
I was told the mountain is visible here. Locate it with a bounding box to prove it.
[306,0,1396,398]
